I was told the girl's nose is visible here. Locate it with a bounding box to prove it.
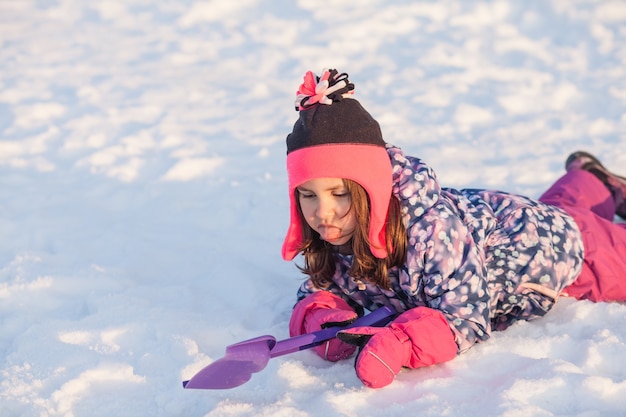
[316,197,335,218]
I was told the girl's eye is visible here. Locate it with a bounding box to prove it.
[333,192,349,198]
[298,191,315,199]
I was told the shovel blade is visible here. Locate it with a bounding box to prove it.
[183,335,276,389]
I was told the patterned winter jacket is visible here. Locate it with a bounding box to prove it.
[296,144,585,352]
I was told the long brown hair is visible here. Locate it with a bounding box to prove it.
[296,179,407,289]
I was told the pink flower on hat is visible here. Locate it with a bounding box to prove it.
[295,69,354,110]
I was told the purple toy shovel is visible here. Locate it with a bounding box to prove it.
[183,305,396,389]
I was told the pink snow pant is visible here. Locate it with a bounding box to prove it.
[539,169,626,302]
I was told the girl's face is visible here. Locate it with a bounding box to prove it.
[297,178,356,246]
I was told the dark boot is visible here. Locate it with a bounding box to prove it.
[565,151,626,220]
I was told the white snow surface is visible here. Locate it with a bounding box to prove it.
[2,1,626,416]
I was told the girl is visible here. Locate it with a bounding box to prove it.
[283,69,626,388]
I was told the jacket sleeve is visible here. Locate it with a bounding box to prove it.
[404,212,492,352]
[295,276,351,303]
[388,145,492,352]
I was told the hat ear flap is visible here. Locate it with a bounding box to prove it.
[369,219,389,259]
[282,187,303,261]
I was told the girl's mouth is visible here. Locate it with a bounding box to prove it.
[318,225,343,242]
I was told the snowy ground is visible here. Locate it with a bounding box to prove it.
[1,1,626,416]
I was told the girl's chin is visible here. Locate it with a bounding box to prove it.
[317,226,354,245]
[318,228,341,242]
[324,237,348,245]
[320,233,352,246]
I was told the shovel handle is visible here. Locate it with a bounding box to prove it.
[269,305,396,358]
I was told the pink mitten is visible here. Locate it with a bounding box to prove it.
[289,291,359,361]
[338,306,458,388]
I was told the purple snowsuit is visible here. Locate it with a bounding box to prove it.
[297,145,592,353]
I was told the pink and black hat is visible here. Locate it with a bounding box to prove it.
[282,69,393,261]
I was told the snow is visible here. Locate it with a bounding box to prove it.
[1,0,625,416]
